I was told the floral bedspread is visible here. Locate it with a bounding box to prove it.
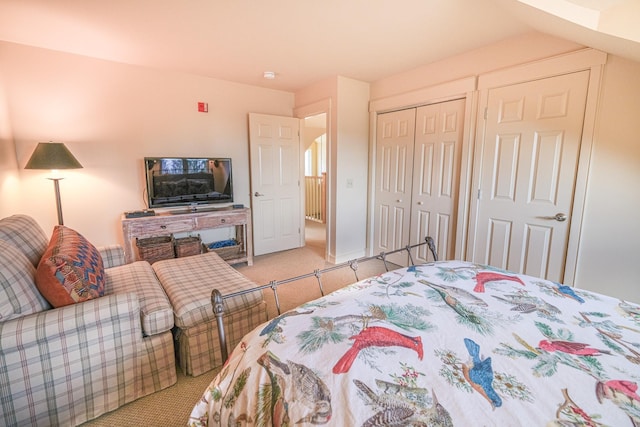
[188,260,640,426]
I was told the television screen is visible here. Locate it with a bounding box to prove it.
[144,157,233,209]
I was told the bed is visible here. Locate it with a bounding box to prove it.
[188,243,640,426]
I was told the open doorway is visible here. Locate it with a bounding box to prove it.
[302,113,327,255]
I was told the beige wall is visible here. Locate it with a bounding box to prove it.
[0,57,19,217]
[0,41,294,246]
[576,55,640,301]
[334,77,370,262]
[294,77,371,263]
[2,32,638,301]
[370,32,584,101]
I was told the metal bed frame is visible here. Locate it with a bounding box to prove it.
[211,236,438,361]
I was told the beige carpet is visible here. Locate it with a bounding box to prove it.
[81,367,214,427]
[237,221,394,318]
[82,221,395,426]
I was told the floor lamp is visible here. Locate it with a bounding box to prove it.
[25,142,83,225]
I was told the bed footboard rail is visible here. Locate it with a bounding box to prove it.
[212,236,437,362]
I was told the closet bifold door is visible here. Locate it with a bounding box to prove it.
[410,99,465,263]
[373,108,416,267]
[373,99,465,266]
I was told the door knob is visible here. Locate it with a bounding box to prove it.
[541,213,567,222]
[254,192,264,197]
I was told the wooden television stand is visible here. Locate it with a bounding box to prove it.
[121,207,253,266]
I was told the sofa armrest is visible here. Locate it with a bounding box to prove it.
[0,293,143,426]
[99,244,126,268]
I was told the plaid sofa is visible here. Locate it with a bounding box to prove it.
[0,215,177,426]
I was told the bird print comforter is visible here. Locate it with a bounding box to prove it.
[188,260,640,426]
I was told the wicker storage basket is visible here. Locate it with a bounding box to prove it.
[136,235,175,264]
[207,239,242,260]
[174,235,203,258]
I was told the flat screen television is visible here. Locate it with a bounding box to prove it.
[144,157,233,209]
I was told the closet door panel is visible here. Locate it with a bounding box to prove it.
[470,71,589,281]
[374,108,416,266]
[411,99,465,262]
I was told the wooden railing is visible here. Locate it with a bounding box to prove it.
[304,173,326,223]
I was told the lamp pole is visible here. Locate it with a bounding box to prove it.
[49,177,65,225]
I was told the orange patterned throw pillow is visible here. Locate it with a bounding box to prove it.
[35,225,105,307]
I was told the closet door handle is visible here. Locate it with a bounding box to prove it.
[396,199,402,203]
[541,213,568,222]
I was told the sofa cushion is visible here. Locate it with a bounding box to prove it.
[152,251,263,329]
[104,261,174,336]
[35,225,105,308]
[0,240,51,321]
[0,214,49,267]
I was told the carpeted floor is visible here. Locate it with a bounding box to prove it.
[236,220,393,318]
[81,366,214,426]
[82,221,394,426]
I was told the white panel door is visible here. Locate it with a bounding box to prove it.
[411,99,465,263]
[373,108,416,266]
[471,71,589,281]
[249,113,301,256]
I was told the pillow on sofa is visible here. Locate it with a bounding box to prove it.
[35,225,105,308]
[0,240,50,321]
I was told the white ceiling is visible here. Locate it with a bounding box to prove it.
[0,0,638,92]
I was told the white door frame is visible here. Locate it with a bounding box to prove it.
[469,48,606,284]
[294,98,332,261]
